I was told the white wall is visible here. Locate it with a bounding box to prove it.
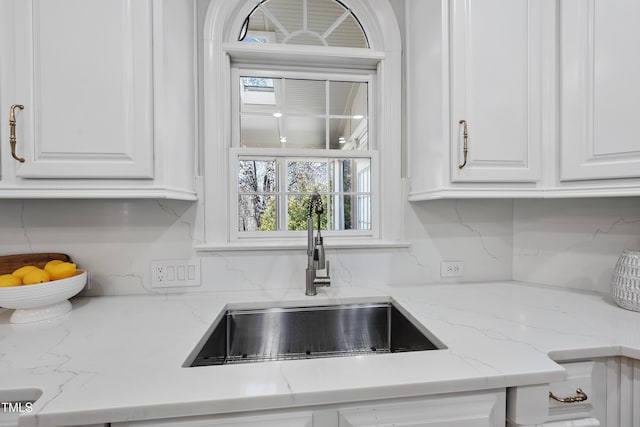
[513,198,640,294]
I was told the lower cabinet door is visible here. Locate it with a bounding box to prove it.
[338,390,506,427]
[111,411,313,427]
[547,360,607,423]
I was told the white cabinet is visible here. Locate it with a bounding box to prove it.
[0,0,197,199]
[112,411,313,427]
[408,0,640,200]
[338,390,505,427]
[507,357,640,427]
[559,0,640,182]
[508,359,606,426]
[449,0,542,184]
[407,0,545,201]
[112,390,505,427]
[604,357,640,427]
[10,0,153,179]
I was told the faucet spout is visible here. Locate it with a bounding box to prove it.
[305,193,331,296]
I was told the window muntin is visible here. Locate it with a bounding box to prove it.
[239,0,369,48]
[236,155,372,233]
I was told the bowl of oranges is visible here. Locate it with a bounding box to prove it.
[0,260,86,324]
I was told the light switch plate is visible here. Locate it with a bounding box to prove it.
[151,259,201,288]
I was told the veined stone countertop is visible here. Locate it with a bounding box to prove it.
[1,282,639,426]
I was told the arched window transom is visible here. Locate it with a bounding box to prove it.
[239,0,369,48]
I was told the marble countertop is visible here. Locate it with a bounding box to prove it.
[2,281,640,427]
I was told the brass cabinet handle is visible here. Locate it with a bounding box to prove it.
[549,388,588,403]
[458,119,468,169]
[9,104,25,163]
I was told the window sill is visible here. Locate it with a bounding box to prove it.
[194,239,410,252]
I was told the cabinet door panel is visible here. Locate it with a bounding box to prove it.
[12,0,153,179]
[547,360,606,423]
[112,412,313,427]
[450,0,541,183]
[338,391,505,427]
[560,0,640,181]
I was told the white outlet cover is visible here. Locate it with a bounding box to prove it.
[440,260,464,278]
[151,259,201,288]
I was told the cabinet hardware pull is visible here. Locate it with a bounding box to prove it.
[9,104,25,163]
[549,388,588,403]
[458,119,468,169]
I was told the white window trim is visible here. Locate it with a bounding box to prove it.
[196,0,407,251]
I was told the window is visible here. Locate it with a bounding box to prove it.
[232,70,373,238]
[200,0,404,250]
[238,0,368,48]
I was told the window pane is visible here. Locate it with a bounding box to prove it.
[284,79,325,115]
[285,117,326,149]
[238,159,276,193]
[241,77,277,111]
[240,0,369,48]
[329,82,367,116]
[355,160,371,230]
[287,194,328,231]
[328,158,368,193]
[238,194,276,231]
[331,194,353,230]
[240,115,282,148]
[355,194,371,230]
[329,118,367,150]
[324,15,368,48]
[287,160,328,192]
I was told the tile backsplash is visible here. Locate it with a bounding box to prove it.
[3,195,636,296]
[513,197,640,294]
[1,193,512,296]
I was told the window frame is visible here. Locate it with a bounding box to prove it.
[197,0,406,251]
[230,66,377,243]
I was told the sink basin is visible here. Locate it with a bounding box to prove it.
[185,301,443,366]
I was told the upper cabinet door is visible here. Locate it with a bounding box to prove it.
[560,0,640,181]
[450,0,542,183]
[11,0,154,179]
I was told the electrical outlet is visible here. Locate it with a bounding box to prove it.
[151,259,201,288]
[154,266,165,283]
[440,260,464,278]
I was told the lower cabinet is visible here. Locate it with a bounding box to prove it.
[605,357,640,427]
[111,389,506,427]
[111,411,313,427]
[507,357,640,427]
[337,390,505,427]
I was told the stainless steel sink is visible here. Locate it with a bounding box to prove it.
[185,302,443,366]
